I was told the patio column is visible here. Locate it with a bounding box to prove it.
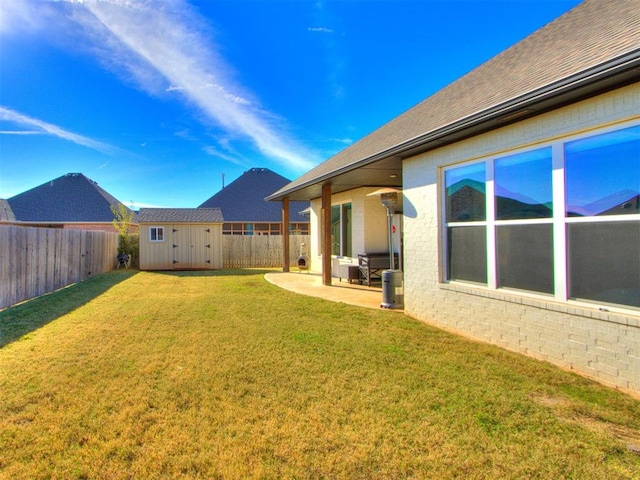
[282,197,290,272]
[322,183,332,286]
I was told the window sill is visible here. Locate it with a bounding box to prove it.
[439,282,640,328]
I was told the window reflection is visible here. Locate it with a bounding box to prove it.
[565,125,640,217]
[495,148,552,220]
[443,124,639,309]
[445,162,486,222]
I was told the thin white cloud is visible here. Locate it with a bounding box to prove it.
[84,0,318,171]
[203,146,247,167]
[0,130,43,135]
[0,106,119,154]
[129,201,169,209]
[308,27,333,34]
[167,83,251,106]
[2,0,320,171]
[0,0,52,35]
[309,2,346,100]
[25,0,317,172]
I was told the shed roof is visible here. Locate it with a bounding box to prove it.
[7,173,132,223]
[199,168,309,222]
[268,0,640,201]
[138,208,224,224]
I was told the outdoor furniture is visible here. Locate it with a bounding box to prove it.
[358,253,398,286]
[117,253,130,269]
[338,264,360,283]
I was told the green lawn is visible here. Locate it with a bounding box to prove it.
[1,270,639,479]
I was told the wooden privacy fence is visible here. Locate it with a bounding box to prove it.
[223,235,310,268]
[0,225,119,310]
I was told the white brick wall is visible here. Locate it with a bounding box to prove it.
[403,84,640,394]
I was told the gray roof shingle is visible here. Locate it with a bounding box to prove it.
[138,208,223,224]
[199,168,309,222]
[269,0,640,200]
[7,173,132,222]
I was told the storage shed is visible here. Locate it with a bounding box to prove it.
[138,208,223,270]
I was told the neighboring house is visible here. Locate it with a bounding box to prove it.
[0,199,16,222]
[199,168,309,235]
[5,173,136,232]
[138,208,223,270]
[268,0,640,394]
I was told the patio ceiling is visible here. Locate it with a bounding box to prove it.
[282,155,403,201]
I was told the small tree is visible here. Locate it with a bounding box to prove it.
[110,203,137,254]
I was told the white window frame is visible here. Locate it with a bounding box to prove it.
[149,226,165,242]
[442,120,640,309]
[331,203,352,257]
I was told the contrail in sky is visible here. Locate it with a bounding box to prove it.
[0,0,319,171]
[0,106,120,155]
[69,0,317,171]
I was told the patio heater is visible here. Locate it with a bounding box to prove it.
[371,189,403,309]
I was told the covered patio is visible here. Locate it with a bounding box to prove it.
[264,271,402,311]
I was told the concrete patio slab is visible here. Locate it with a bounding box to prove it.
[264,271,403,312]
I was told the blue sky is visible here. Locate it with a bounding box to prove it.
[0,0,581,208]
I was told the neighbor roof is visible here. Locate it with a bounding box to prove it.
[199,168,309,222]
[268,0,640,201]
[138,208,224,224]
[0,199,16,222]
[8,173,133,223]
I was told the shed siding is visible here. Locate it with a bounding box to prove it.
[140,223,223,270]
[403,84,640,393]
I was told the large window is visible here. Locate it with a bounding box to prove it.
[564,125,640,307]
[443,123,639,309]
[331,203,352,257]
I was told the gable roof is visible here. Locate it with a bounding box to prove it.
[0,199,16,222]
[268,0,640,201]
[7,173,133,223]
[138,208,224,224]
[199,168,309,222]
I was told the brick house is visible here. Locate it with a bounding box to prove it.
[268,0,640,394]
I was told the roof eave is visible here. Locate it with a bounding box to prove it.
[267,49,640,202]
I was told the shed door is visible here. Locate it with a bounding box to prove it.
[191,227,211,267]
[172,226,212,269]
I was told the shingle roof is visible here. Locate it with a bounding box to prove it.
[7,173,132,222]
[138,208,224,224]
[198,168,309,222]
[0,199,16,222]
[269,0,640,200]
